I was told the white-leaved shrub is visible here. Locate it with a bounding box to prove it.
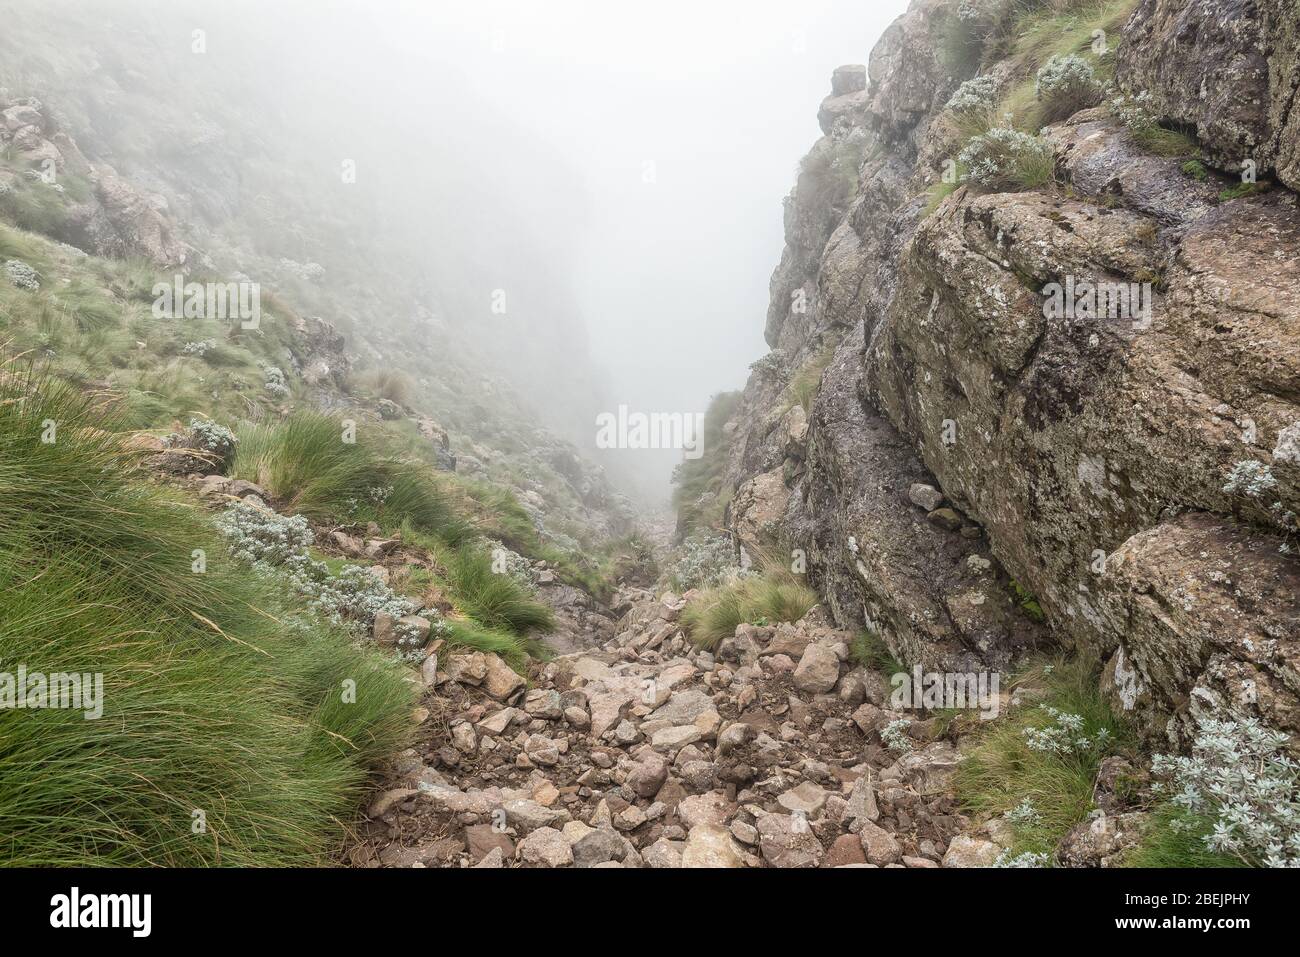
[668,534,735,590]
[1151,715,1300,867]
[995,849,1049,868]
[1034,54,1102,122]
[1223,460,1278,498]
[881,718,914,753]
[263,365,289,398]
[1006,798,1041,827]
[215,502,450,652]
[1022,705,1111,755]
[959,128,1054,191]
[1111,90,1159,133]
[488,540,537,587]
[5,259,40,291]
[946,74,998,114]
[188,418,237,458]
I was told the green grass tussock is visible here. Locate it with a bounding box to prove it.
[954,656,1135,863]
[786,346,836,414]
[1122,805,1246,868]
[441,619,532,671]
[682,563,818,650]
[230,412,474,544]
[0,364,415,866]
[440,544,555,638]
[850,626,908,676]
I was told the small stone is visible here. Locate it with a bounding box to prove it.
[793,643,841,694]
[473,847,505,868]
[681,824,746,868]
[482,653,526,701]
[517,827,573,867]
[756,814,824,868]
[477,707,517,736]
[367,788,417,818]
[572,827,626,867]
[677,791,730,829]
[643,838,683,868]
[927,507,963,531]
[615,805,647,831]
[777,780,829,817]
[859,821,902,865]
[824,833,868,867]
[627,751,669,799]
[942,834,1000,868]
[451,722,477,753]
[651,725,703,753]
[464,824,514,863]
[908,483,944,511]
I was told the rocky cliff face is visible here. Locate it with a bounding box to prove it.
[722,0,1300,747]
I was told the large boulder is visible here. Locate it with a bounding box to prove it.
[1116,0,1300,190]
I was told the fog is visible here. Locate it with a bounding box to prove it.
[4,0,909,505]
[381,0,912,500]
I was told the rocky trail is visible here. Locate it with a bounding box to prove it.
[345,588,1005,869]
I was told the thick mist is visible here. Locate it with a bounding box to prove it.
[3,0,909,505]
[379,0,913,501]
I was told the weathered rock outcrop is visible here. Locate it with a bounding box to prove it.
[1116,0,1300,190]
[0,91,189,265]
[720,0,1300,746]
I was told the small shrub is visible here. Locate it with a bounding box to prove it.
[1223,460,1277,498]
[1034,53,1102,123]
[666,534,735,591]
[5,258,40,291]
[263,364,289,398]
[485,539,537,588]
[941,0,993,74]
[945,75,998,141]
[1148,715,1300,867]
[881,718,914,753]
[947,73,1000,114]
[995,849,1049,867]
[959,127,1055,191]
[188,417,238,459]
[215,501,443,646]
[955,656,1134,860]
